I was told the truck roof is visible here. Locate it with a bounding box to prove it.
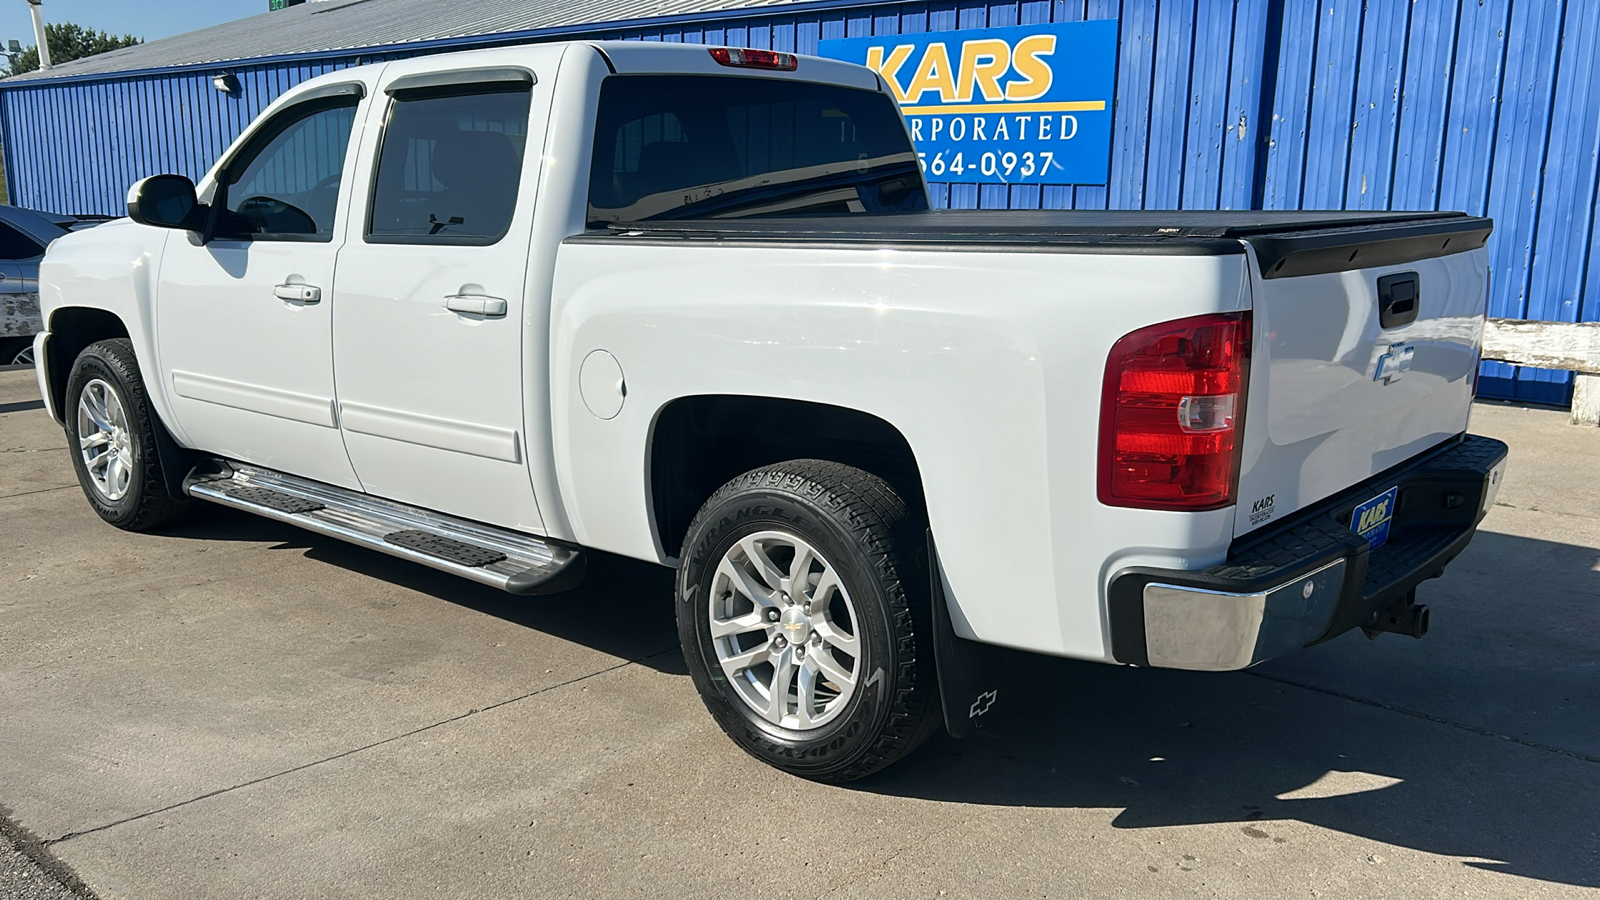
[282,39,880,99]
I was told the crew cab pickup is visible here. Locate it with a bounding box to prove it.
[32,41,1508,781]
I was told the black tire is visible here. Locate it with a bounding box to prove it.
[64,338,190,531]
[676,460,942,782]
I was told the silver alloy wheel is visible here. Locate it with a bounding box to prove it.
[10,344,33,366]
[76,378,134,501]
[709,530,862,730]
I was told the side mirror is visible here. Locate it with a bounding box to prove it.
[127,174,204,231]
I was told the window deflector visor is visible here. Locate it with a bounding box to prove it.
[385,67,535,95]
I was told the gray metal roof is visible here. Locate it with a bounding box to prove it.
[3,0,831,84]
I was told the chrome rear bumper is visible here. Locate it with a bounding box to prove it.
[1108,434,1509,671]
[1140,559,1348,671]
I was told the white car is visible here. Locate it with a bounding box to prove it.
[32,42,1508,781]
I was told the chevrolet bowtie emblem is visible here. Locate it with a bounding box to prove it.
[1374,343,1415,385]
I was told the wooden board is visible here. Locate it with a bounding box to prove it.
[1481,318,1600,374]
[1481,319,1600,425]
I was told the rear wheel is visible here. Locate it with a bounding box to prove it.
[65,339,190,531]
[676,460,941,782]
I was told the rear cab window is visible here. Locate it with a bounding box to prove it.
[367,85,532,245]
[587,75,926,226]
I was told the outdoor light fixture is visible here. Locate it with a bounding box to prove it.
[213,73,240,94]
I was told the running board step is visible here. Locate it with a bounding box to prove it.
[385,530,506,568]
[210,481,326,514]
[183,463,583,595]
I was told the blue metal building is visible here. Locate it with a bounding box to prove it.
[0,0,1594,403]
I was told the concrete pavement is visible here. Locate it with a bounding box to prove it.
[1,368,1597,898]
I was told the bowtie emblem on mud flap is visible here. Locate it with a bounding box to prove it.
[1374,343,1416,385]
[969,690,998,718]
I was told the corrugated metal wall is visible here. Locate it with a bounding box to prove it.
[1,0,1595,402]
[0,57,400,218]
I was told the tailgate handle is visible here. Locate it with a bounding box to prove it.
[1377,273,1420,329]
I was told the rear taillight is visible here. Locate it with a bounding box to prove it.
[708,47,799,71]
[1098,312,1251,511]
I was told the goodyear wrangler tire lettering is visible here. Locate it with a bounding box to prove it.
[674,460,942,783]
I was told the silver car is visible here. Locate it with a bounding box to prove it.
[0,205,105,366]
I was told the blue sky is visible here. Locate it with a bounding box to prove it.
[0,0,264,51]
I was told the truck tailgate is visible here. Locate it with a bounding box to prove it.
[1232,215,1494,536]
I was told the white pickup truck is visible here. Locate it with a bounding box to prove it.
[32,41,1508,781]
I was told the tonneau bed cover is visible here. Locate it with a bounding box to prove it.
[577,210,1492,278]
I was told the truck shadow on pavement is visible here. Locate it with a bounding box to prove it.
[159,504,685,674]
[861,527,1600,890]
[157,510,1597,888]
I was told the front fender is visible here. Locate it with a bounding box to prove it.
[37,220,181,442]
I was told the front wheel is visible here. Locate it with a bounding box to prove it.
[64,338,190,531]
[676,460,941,782]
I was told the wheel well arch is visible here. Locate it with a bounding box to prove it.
[43,307,130,416]
[647,395,925,559]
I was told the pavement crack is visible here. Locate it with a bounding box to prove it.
[0,484,77,500]
[812,802,984,898]
[1246,670,1600,765]
[45,650,673,847]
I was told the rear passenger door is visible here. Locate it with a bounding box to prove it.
[331,66,548,532]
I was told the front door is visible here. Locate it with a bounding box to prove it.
[331,68,546,532]
[156,88,366,489]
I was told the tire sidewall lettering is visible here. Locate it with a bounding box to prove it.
[677,476,904,775]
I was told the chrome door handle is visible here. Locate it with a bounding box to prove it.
[275,283,321,304]
[444,295,507,317]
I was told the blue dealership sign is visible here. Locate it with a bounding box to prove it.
[818,20,1118,185]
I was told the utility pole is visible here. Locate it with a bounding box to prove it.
[25,0,49,70]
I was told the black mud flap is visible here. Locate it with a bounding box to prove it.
[929,532,1009,738]
[152,405,197,499]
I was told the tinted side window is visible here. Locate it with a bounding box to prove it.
[217,99,359,241]
[588,75,926,224]
[0,222,44,259]
[367,86,531,245]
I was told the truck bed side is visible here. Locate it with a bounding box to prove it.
[550,233,1252,662]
